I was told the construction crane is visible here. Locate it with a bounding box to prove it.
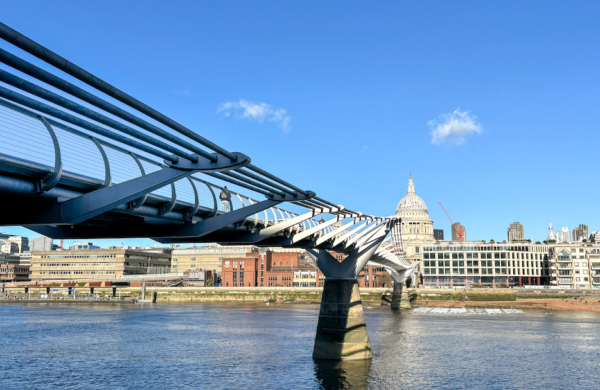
[439,203,464,241]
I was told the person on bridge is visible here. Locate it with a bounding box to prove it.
[220,186,232,213]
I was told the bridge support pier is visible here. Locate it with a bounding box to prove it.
[313,278,371,360]
[390,282,411,310]
[308,220,392,360]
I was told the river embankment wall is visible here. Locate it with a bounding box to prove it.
[4,286,600,306]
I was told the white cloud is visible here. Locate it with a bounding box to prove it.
[218,99,291,133]
[428,109,483,145]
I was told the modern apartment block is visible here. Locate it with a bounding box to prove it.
[30,249,171,282]
[507,222,525,242]
[419,242,550,288]
[548,244,600,289]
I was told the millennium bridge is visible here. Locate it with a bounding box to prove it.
[0,21,417,360]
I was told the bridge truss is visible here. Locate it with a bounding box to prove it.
[0,21,416,360]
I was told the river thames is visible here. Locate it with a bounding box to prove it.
[1,303,599,389]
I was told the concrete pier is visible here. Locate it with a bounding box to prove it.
[313,279,372,360]
[391,283,411,310]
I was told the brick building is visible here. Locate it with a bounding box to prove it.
[358,265,391,288]
[221,250,326,287]
[221,254,260,287]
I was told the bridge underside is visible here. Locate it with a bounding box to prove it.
[0,21,419,360]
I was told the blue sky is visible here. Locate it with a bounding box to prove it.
[1,1,599,246]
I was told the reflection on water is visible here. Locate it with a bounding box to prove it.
[314,359,372,390]
[1,303,600,389]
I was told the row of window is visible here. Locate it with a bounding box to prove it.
[37,263,118,267]
[0,268,29,273]
[37,271,115,275]
[424,252,546,260]
[40,254,118,259]
[424,268,541,276]
[423,260,541,268]
[423,246,548,252]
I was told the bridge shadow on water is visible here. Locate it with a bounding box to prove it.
[313,359,372,390]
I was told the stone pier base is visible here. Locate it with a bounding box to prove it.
[391,282,411,310]
[313,279,372,360]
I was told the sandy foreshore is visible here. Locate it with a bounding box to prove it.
[414,298,600,312]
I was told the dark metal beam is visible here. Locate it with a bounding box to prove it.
[0,48,216,162]
[0,21,234,162]
[0,69,199,162]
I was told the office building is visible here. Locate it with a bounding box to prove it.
[573,224,589,242]
[1,240,19,254]
[30,248,171,282]
[507,222,525,242]
[171,245,258,278]
[70,242,100,251]
[0,257,30,282]
[8,236,29,253]
[434,229,444,241]
[420,241,550,288]
[30,236,57,252]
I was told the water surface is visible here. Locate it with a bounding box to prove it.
[1,303,598,389]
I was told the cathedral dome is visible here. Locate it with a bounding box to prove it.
[395,173,428,217]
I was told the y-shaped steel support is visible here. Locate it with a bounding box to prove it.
[307,220,392,360]
[387,268,411,310]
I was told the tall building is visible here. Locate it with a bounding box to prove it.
[507,222,525,242]
[30,236,57,252]
[8,236,29,253]
[0,240,19,254]
[451,223,466,242]
[394,173,435,262]
[30,249,171,282]
[558,227,571,244]
[547,221,570,243]
[434,229,444,241]
[573,224,589,242]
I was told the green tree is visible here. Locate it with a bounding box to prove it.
[377,273,392,287]
[205,278,213,287]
